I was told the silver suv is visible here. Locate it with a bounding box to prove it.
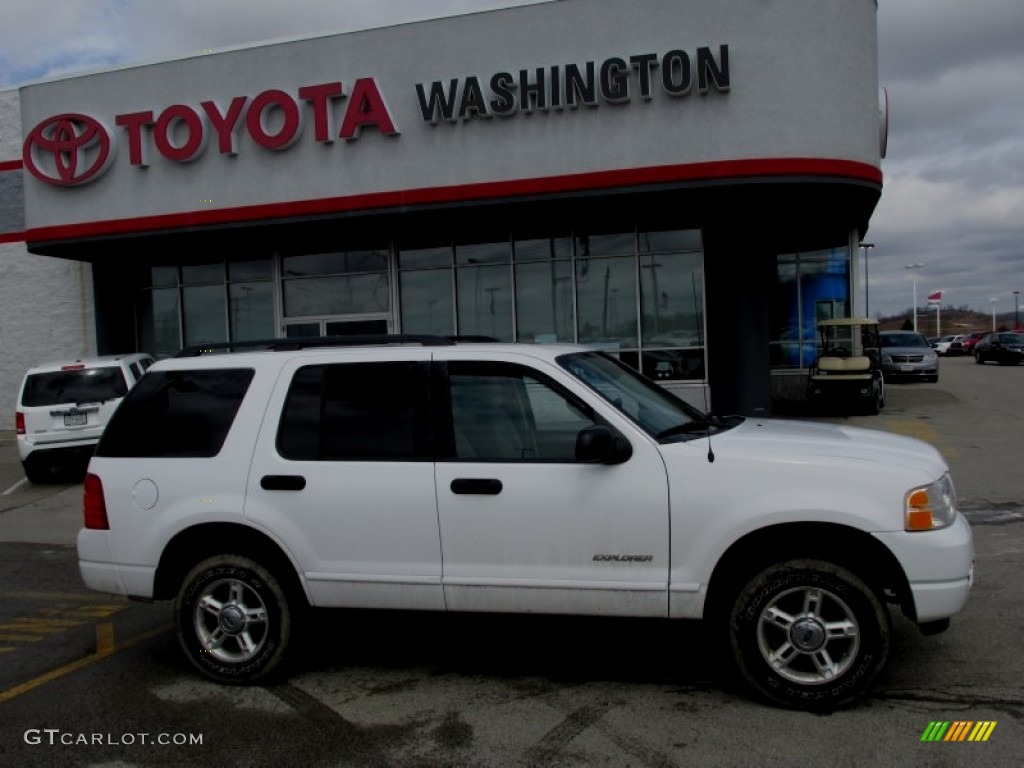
[77,336,972,710]
[16,353,154,482]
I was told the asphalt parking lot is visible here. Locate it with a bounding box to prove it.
[0,355,1021,767]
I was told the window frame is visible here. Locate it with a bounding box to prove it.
[275,360,433,462]
[435,360,605,463]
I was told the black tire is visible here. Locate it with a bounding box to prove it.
[863,390,880,416]
[21,460,52,485]
[728,559,890,711]
[175,555,292,684]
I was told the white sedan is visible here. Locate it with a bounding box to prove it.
[933,335,965,356]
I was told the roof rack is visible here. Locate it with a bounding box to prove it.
[173,334,497,358]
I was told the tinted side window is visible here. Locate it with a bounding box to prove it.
[22,367,128,407]
[447,361,598,462]
[277,362,429,461]
[96,369,254,458]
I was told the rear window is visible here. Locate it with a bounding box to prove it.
[96,368,254,458]
[277,362,429,461]
[21,367,128,407]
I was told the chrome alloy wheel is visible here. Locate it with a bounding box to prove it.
[756,586,860,685]
[194,578,270,663]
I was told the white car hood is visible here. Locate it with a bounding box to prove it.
[705,417,947,480]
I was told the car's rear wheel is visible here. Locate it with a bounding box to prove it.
[21,460,52,485]
[728,559,890,711]
[175,555,292,684]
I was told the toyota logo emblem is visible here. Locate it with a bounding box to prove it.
[23,113,115,187]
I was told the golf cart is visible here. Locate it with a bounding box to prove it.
[807,317,885,415]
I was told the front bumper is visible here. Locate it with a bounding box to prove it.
[873,513,974,623]
[881,362,939,379]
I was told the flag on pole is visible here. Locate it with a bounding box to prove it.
[927,291,942,305]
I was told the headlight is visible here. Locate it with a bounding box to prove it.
[905,474,957,531]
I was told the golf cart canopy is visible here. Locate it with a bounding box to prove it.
[817,317,878,328]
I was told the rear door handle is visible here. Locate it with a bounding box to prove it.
[450,478,503,495]
[260,475,306,491]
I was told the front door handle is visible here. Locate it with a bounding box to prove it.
[260,475,307,491]
[450,478,503,495]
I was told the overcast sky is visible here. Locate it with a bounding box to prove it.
[2,0,1021,321]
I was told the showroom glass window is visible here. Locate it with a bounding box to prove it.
[136,259,274,357]
[769,248,850,368]
[398,245,456,337]
[281,249,389,318]
[397,228,706,381]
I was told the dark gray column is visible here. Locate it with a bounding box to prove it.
[702,228,774,417]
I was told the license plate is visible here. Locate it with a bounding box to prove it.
[64,412,88,427]
[900,365,914,372]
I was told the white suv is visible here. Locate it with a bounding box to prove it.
[77,338,973,710]
[16,353,154,483]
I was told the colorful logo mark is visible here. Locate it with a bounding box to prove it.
[921,721,997,742]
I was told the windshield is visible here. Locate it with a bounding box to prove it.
[557,351,707,439]
[21,367,128,407]
[881,333,929,348]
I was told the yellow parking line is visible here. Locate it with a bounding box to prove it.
[878,418,958,460]
[64,606,124,619]
[0,648,15,653]
[0,623,171,703]
[95,622,115,655]
[7,619,85,631]
[0,590,129,602]
[0,634,45,643]
[0,624,54,635]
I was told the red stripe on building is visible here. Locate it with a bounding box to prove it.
[0,159,23,172]
[25,158,882,245]
[0,231,27,244]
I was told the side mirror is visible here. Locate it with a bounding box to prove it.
[575,425,632,465]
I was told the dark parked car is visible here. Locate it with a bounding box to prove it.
[879,331,939,382]
[974,332,1024,365]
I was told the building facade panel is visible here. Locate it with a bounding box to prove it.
[1,0,884,425]
[18,0,880,240]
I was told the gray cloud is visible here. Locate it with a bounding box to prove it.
[867,0,1024,319]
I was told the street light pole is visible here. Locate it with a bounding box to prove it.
[1015,290,1020,329]
[860,242,874,317]
[905,263,923,331]
[990,298,998,331]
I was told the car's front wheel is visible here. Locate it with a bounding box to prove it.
[174,555,292,684]
[729,559,890,711]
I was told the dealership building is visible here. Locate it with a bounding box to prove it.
[0,0,886,425]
